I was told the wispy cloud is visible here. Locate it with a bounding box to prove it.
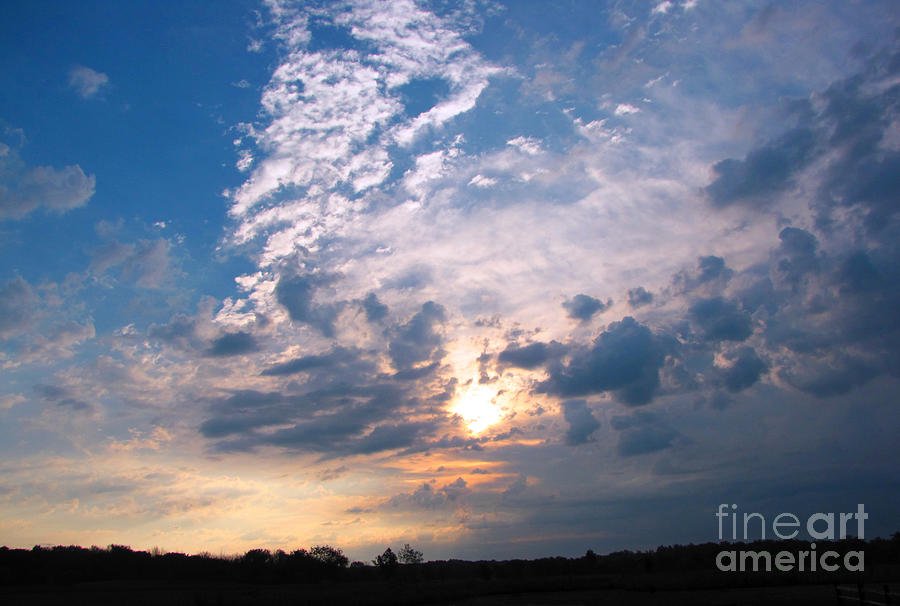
[68,65,109,99]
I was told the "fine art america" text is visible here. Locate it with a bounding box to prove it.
[714,504,867,572]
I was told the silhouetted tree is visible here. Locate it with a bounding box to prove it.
[373,547,398,578]
[398,543,424,564]
[242,548,271,567]
[241,548,272,582]
[2,532,899,592]
[309,544,349,568]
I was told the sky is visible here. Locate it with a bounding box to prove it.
[1,0,899,562]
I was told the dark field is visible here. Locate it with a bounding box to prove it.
[2,577,898,606]
[2,538,898,605]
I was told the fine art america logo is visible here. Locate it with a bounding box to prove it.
[714,504,867,572]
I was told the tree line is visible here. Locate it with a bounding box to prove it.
[1,533,898,587]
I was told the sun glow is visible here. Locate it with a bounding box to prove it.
[451,381,502,434]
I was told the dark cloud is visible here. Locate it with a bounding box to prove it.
[344,506,373,514]
[816,46,900,232]
[388,301,446,369]
[204,389,369,448]
[0,276,38,339]
[778,227,817,258]
[752,224,900,394]
[688,297,753,341]
[474,315,501,328]
[390,361,440,381]
[539,317,670,405]
[201,370,451,457]
[400,433,484,455]
[275,273,338,337]
[89,238,173,288]
[562,294,611,321]
[502,473,528,498]
[202,331,257,357]
[762,319,829,355]
[781,355,880,398]
[0,135,95,220]
[33,384,69,400]
[746,138,900,393]
[260,347,355,376]
[55,398,94,413]
[704,42,900,232]
[775,227,819,288]
[361,292,388,322]
[497,341,564,369]
[199,390,295,438]
[709,391,735,411]
[841,151,900,231]
[33,383,94,414]
[147,314,201,352]
[739,277,777,315]
[387,266,432,291]
[745,3,779,34]
[617,425,678,456]
[835,251,881,295]
[385,477,469,510]
[125,240,172,288]
[560,399,600,445]
[0,273,95,358]
[627,286,653,308]
[90,240,135,274]
[705,127,816,207]
[18,320,95,360]
[674,256,734,294]
[150,310,266,359]
[343,422,430,456]
[721,347,768,392]
[697,256,733,284]
[610,411,678,457]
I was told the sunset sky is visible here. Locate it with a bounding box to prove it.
[1,0,899,562]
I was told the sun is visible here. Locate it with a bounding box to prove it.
[451,381,502,434]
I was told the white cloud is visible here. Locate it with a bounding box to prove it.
[225,1,776,357]
[226,0,505,315]
[614,103,641,115]
[468,174,497,188]
[236,149,253,172]
[68,65,109,99]
[505,136,542,155]
[651,1,674,15]
[404,149,452,199]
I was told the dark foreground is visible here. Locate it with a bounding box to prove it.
[2,537,898,605]
[2,577,898,606]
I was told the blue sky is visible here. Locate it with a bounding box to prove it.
[1,0,899,561]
